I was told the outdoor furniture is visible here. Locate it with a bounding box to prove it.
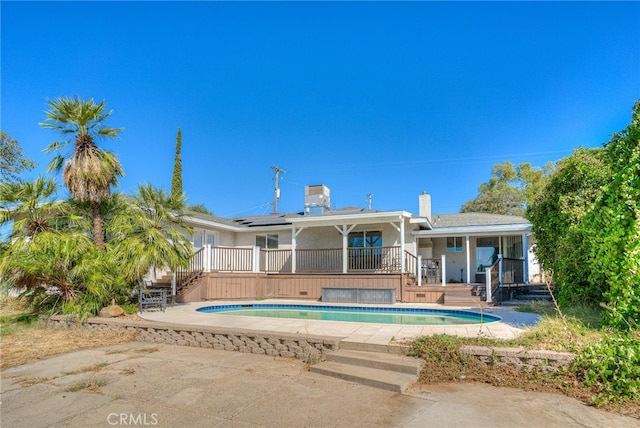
[138,282,167,312]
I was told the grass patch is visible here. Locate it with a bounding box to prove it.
[410,303,640,419]
[120,302,139,315]
[65,377,108,392]
[64,362,110,376]
[0,313,41,336]
[1,326,135,369]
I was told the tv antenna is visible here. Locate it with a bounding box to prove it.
[366,193,373,210]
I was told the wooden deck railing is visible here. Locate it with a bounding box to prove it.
[211,246,253,272]
[296,248,342,273]
[486,258,501,303]
[187,245,418,275]
[405,251,418,277]
[502,257,525,284]
[348,246,403,272]
[175,246,204,291]
[421,257,441,284]
[261,248,292,273]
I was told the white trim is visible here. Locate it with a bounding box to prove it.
[413,223,531,238]
[290,211,411,228]
[465,235,471,284]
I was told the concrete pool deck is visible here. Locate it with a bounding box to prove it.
[139,300,539,346]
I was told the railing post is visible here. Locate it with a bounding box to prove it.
[171,272,176,299]
[441,254,446,286]
[417,255,422,287]
[485,267,492,303]
[252,246,260,273]
[204,244,211,273]
[498,254,504,288]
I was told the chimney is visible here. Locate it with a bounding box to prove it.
[419,192,432,221]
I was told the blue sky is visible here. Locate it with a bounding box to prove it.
[2,1,639,217]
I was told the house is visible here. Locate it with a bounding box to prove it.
[164,185,538,305]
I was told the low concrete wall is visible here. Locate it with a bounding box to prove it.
[460,345,575,374]
[49,315,340,362]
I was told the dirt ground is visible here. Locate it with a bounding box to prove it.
[1,296,637,421]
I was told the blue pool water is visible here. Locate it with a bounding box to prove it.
[196,304,500,325]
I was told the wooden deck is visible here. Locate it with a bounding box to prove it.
[178,272,453,304]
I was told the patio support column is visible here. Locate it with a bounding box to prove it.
[291,227,304,274]
[400,219,406,273]
[523,233,529,284]
[417,255,422,286]
[441,254,446,286]
[465,235,471,284]
[389,219,405,272]
[335,224,357,273]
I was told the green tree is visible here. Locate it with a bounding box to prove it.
[461,161,553,216]
[0,178,124,318]
[0,177,66,239]
[170,128,183,203]
[0,180,193,318]
[528,100,640,329]
[0,131,37,184]
[527,148,611,305]
[40,96,123,250]
[582,101,640,329]
[187,203,213,216]
[108,185,193,283]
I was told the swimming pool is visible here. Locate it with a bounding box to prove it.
[196,304,500,325]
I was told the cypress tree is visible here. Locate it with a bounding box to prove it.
[170,128,183,202]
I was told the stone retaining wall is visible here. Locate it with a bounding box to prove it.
[49,316,340,362]
[49,316,576,373]
[461,345,575,373]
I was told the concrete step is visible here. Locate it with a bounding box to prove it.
[325,349,422,375]
[310,361,418,393]
[526,289,551,295]
[338,340,408,355]
[518,294,552,301]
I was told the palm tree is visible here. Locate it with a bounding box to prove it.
[0,176,66,240]
[40,96,123,250]
[108,185,193,283]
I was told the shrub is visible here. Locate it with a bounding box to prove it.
[574,332,640,403]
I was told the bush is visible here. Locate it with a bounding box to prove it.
[574,332,640,403]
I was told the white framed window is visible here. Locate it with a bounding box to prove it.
[192,230,216,248]
[348,231,382,248]
[446,237,463,252]
[256,234,278,249]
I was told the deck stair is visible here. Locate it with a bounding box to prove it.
[310,343,422,393]
[514,284,552,302]
[443,284,487,306]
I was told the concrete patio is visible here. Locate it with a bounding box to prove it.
[139,300,540,347]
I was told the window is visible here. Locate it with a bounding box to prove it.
[192,230,216,248]
[446,237,463,252]
[476,237,499,271]
[504,236,523,259]
[256,234,278,249]
[348,231,382,248]
[347,231,383,270]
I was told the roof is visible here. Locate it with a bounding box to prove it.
[413,212,531,237]
[431,213,530,228]
[185,206,531,236]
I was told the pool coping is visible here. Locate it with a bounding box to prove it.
[195,302,503,324]
[138,300,536,345]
